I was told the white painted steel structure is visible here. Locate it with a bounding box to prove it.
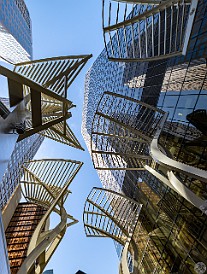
[84,187,142,274]
[18,159,83,274]
[102,0,198,62]
[91,91,207,214]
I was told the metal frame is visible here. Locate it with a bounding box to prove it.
[83,187,142,274]
[18,159,83,274]
[91,91,165,170]
[102,0,198,62]
[91,91,207,213]
[149,113,207,214]
[0,55,93,149]
[14,55,92,97]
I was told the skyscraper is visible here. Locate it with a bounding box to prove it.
[1,133,44,225]
[0,211,10,274]
[6,203,47,274]
[82,1,207,272]
[43,270,54,274]
[7,159,83,274]
[0,0,32,63]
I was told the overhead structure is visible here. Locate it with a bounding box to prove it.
[91,91,164,170]
[0,54,92,149]
[149,111,207,214]
[14,55,92,97]
[18,159,83,274]
[83,187,142,274]
[102,0,198,62]
[91,91,207,213]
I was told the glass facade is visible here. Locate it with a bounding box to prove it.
[0,132,44,210]
[0,211,10,274]
[0,0,32,63]
[5,203,47,274]
[82,0,207,272]
[43,270,54,274]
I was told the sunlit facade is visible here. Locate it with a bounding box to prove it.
[43,270,54,274]
[6,203,46,274]
[0,132,44,210]
[0,211,10,274]
[82,1,207,273]
[0,0,32,63]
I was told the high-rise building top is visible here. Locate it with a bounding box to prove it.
[82,54,137,192]
[0,0,32,63]
[43,270,54,274]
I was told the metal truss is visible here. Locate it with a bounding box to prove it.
[91,91,164,170]
[149,113,207,214]
[91,91,207,213]
[83,187,142,274]
[14,55,92,97]
[102,0,198,62]
[0,55,92,149]
[18,159,83,274]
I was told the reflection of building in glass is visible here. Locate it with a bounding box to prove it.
[102,1,198,62]
[0,0,32,63]
[82,1,207,273]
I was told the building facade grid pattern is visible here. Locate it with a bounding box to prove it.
[82,1,207,272]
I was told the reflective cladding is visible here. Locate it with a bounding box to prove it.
[42,271,54,274]
[0,0,32,63]
[0,0,32,55]
[0,212,10,274]
[82,0,207,273]
[0,133,44,209]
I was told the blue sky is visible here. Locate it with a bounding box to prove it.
[24,1,119,273]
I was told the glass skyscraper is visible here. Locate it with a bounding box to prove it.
[82,1,207,272]
[0,211,10,274]
[0,0,32,63]
[0,1,42,272]
[0,133,44,210]
[43,270,54,274]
